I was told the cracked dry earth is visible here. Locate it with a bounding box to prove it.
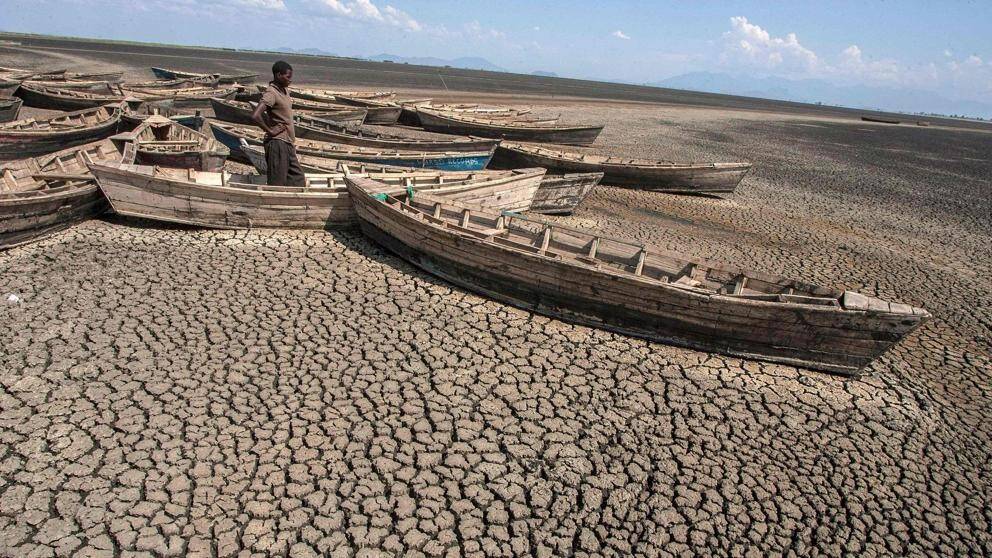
[2,103,992,558]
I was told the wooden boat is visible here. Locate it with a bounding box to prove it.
[212,119,492,170]
[125,75,220,89]
[151,67,256,84]
[491,141,751,194]
[55,71,125,83]
[289,116,500,152]
[331,95,402,125]
[0,139,132,249]
[241,137,582,213]
[416,107,603,146]
[209,98,367,127]
[121,105,205,131]
[0,98,22,124]
[0,66,67,80]
[120,85,238,108]
[346,178,930,375]
[0,104,123,160]
[113,115,228,171]
[530,172,602,215]
[16,83,130,111]
[861,115,900,124]
[88,163,544,228]
[281,86,395,103]
[400,101,533,126]
[22,79,114,92]
[0,78,19,97]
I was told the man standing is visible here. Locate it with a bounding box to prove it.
[251,61,305,186]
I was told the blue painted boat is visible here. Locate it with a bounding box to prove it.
[207,120,494,170]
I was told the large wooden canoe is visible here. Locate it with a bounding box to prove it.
[492,141,752,194]
[209,98,367,127]
[346,178,930,375]
[0,98,22,124]
[207,120,494,170]
[237,115,500,152]
[88,163,545,228]
[0,104,123,160]
[1,139,132,249]
[125,75,220,89]
[416,107,603,146]
[239,137,575,213]
[282,87,395,104]
[22,79,114,92]
[529,172,602,215]
[861,115,900,124]
[121,85,239,108]
[331,95,402,125]
[16,83,130,111]
[151,67,256,84]
[113,115,228,171]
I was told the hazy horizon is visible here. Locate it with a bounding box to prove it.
[2,0,990,117]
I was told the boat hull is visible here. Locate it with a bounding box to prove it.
[0,81,20,97]
[0,114,122,160]
[0,184,107,249]
[531,173,602,215]
[90,164,354,229]
[492,145,750,194]
[134,150,227,172]
[348,182,927,375]
[294,119,499,153]
[417,110,603,146]
[0,98,22,123]
[363,106,402,125]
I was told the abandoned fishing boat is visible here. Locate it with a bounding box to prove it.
[207,120,494,170]
[125,75,220,89]
[0,98,22,124]
[492,141,752,194]
[114,115,228,171]
[22,79,114,91]
[529,172,602,215]
[416,107,603,146]
[15,83,131,111]
[88,163,544,228]
[283,87,395,104]
[279,116,500,152]
[331,94,402,125]
[120,85,239,108]
[346,177,931,375]
[861,115,901,124]
[0,104,124,159]
[0,139,132,249]
[121,105,205,131]
[209,98,367,127]
[151,67,256,84]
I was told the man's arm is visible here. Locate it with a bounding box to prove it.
[251,101,285,138]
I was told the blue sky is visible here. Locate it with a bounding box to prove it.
[3,0,990,107]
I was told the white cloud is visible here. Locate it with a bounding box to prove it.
[612,30,630,40]
[234,0,285,8]
[319,0,420,31]
[533,26,540,32]
[722,16,817,72]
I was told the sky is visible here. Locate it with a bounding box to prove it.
[2,0,991,112]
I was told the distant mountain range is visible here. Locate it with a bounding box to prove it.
[649,71,992,119]
[531,71,559,78]
[367,54,506,72]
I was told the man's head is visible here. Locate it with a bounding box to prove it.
[272,61,293,87]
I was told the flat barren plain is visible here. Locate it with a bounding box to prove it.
[1,35,990,557]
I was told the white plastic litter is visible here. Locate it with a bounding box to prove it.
[5,293,20,304]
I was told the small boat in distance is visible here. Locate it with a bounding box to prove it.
[861,115,901,124]
[345,177,930,375]
[491,141,751,195]
[209,98,367,127]
[415,107,604,146]
[151,66,257,84]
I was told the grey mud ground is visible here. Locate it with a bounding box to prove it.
[2,51,992,557]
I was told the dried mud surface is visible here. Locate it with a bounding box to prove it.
[2,48,992,557]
